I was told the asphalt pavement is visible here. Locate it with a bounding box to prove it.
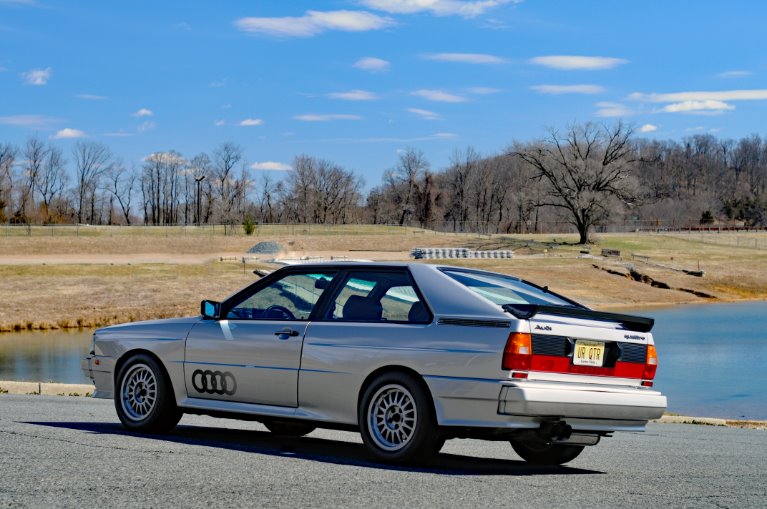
[0,395,764,508]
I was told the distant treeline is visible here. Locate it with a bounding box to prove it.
[1,122,765,242]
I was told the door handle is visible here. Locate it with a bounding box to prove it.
[274,328,299,338]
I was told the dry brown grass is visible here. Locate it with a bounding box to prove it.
[0,230,765,332]
[0,262,267,332]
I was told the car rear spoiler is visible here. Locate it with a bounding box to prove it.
[502,304,654,333]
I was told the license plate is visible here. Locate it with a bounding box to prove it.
[573,340,605,367]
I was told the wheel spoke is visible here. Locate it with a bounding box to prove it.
[120,363,159,421]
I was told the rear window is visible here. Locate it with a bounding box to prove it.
[442,269,580,308]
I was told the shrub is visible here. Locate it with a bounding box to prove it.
[243,216,256,235]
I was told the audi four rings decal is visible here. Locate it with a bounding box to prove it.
[191,369,237,396]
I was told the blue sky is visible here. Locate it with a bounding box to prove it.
[2,0,767,187]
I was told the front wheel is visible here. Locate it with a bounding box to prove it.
[510,438,584,465]
[358,372,439,464]
[114,354,181,433]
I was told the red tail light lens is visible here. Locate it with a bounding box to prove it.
[642,344,658,380]
[503,332,532,371]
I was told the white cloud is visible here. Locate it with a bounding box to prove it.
[531,55,628,70]
[239,118,264,126]
[294,114,363,121]
[638,124,658,133]
[411,89,468,102]
[717,70,751,78]
[234,10,393,38]
[662,100,734,114]
[423,52,507,64]
[0,114,59,127]
[132,108,154,117]
[251,161,292,171]
[213,120,225,126]
[137,121,156,133]
[361,0,516,18]
[595,102,633,117]
[531,84,604,94]
[431,132,458,139]
[209,78,228,88]
[76,93,107,100]
[630,90,767,103]
[328,89,379,101]
[172,22,192,31]
[466,86,500,94]
[354,56,390,72]
[407,108,440,120]
[51,128,85,139]
[21,67,51,85]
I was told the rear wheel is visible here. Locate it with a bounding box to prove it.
[510,437,584,465]
[264,420,316,437]
[114,354,181,433]
[359,372,439,464]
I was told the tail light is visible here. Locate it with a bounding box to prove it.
[503,332,532,371]
[642,344,658,380]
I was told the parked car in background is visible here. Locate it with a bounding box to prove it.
[82,262,666,465]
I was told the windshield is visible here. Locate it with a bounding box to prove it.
[442,269,581,308]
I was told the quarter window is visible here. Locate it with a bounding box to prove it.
[326,271,430,323]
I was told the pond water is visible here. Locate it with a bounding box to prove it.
[1,301,765,420]
[0,329,92,384]
[646,301,767,420]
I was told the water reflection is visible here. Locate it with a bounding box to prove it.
[0,330,92,384]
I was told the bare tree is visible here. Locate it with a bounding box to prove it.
[73,140,113,224]
[382,147,429,226]
[211,142,243,223]
[16,137,48,222]
[257,173,278,223]
[0,143,17,223]
[443,147,480,231]
[514,122,638,243]
[36,145,68,222]
[103,162,137,224]
[141,151,184,225]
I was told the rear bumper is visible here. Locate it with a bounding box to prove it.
[499,381,667,421]
[425,376,666,432]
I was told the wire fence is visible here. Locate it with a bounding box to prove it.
[1,221,766,249]
[655,229,767,250]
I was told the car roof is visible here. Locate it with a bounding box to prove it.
[271,261,512,319]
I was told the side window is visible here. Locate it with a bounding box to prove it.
[328,276,377,320]
[227,272,336,321]
[327,271,431,324]
[381,286,419,321]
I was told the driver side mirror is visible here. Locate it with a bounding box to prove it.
[201,300,220,319]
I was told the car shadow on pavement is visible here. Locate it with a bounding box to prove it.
[24,421,603,476]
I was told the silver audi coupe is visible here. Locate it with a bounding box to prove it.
[82,262,666,465]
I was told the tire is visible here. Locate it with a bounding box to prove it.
[510,437,584,465]
[114,353,182,433]
[264,420,316,437]
[358,372,439,464]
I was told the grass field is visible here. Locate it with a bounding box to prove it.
[1,227,766,332]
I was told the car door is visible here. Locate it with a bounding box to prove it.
[184,270,337,407]
[297,269,434,417]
